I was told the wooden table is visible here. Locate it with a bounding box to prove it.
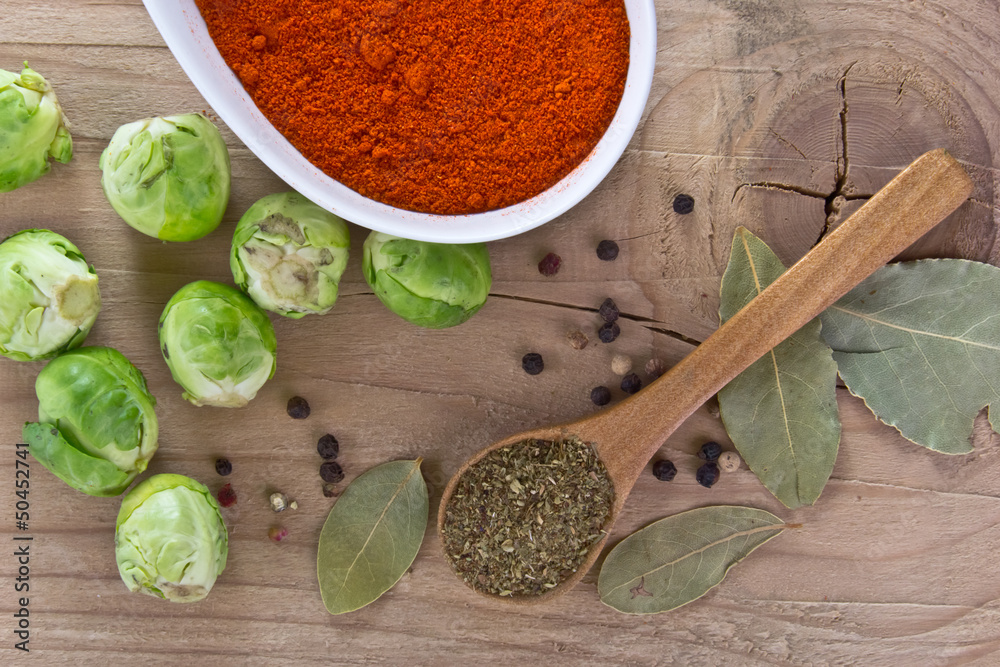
[2,1,999,663]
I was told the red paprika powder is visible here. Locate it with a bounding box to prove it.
[196,0,630,216]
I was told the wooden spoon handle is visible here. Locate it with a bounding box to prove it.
[591,149,973,488]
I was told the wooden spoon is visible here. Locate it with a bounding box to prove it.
[438,148,974,605]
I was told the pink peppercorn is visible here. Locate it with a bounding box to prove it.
[217,483,237,508]
[537,252,562,276]
[268,526,289,542]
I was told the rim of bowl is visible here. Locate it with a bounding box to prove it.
[143,0,657,243]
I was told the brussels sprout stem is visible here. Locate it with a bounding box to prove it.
[54,274,101,324]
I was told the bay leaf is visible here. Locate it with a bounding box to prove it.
[598,506,789,614]
[820,258,1000,454]
[717,227,841,508]
[317,458,428,614]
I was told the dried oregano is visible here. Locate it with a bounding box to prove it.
[441,436,615,597]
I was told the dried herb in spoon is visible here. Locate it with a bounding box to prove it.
[441,436,615,597]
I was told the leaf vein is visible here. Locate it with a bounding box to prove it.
[831,306,1000,351]
[329,462,421,605]
[910,331,962,416]
[606,524,785,595]
[963,342,1000,402]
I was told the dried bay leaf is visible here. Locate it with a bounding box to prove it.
[717,227,841,508]
[317,459,428,614]
[821,259,1000,454]
[598,506,789,614]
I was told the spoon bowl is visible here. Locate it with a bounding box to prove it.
[438,149,974,604]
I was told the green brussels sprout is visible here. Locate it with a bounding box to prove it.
[0,229,100,361]
[99,112,230,242]
[22,346,157,496]
[0,63,72,192]
[362,231,492,328]
[231,191,350,318]
[115,474,228,603]
[159,280,277,407]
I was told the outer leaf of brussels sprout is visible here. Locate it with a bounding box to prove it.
[99,113,230,242]
[0,229,100,361]
[22,346,158,496]
[0,63,73,192]
[159,280,277,407]
[370,271,472,328]
[115,474,228,603]
[230,191,350,318]
[361,232,491,329]
[22,422,132,496]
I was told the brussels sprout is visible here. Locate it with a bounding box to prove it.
[22,346,157,496]
[99,112,230,242]
[115,474,228,603]
[0,63,72,192]
[231,192,350,318]
[362,231,491,328]
[0,229,100,361]
[159,280,276,407]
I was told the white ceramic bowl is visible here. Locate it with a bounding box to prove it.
[143,0,656,243]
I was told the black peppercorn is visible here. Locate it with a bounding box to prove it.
[596,239,619,261]
[620,372,642,395]
[673,193,695,215]
[696,462,720,488]
[521,352,544,375]
[698,441,723,461]
[651,459,677,481]
[320,461,345,483]
[214,458,233,476]
[598,321,620,343]
[537,252,562,276]
[287,396,311,419]
[598,297,620,322]
[317,434,340,460]
[590,385,612,406]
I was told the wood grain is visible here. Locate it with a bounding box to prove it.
[2,0,1000,664]
[438,150,973,606]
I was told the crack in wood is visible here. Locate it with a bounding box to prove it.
[733,180,874,206]
[829,476,1000,501]
[819,63,856,244]
[488,292,604,314]
[616,230,662,242]
[734,63,869,249]
[896,70,914,106]
[768,127,810,161]
[733,181,830,200]
[640,323,703,346]
[489,293,703,346]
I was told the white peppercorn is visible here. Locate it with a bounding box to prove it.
[270,492,289,512]
[611,353,632,375]
[718,451,741,473]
